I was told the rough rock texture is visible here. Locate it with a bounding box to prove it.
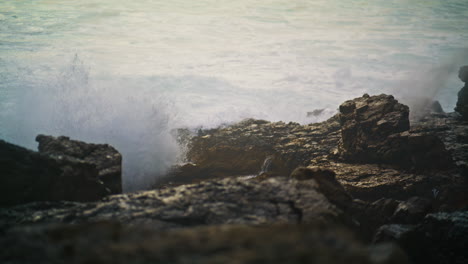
[172,95,466,210]
[0,140,109,207]
[0,173,411,264]
[0,177,349,232]
[289,167,352,210]
[338,94,451,169]
[338,94,409,162]
[391,197,432,224]
[455,65,468,120]
[375,211,468,264]
[0,222,409,264]
[36,135,122,194]
[164,116,341,184]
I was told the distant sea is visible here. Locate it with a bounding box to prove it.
[1,0,467,190]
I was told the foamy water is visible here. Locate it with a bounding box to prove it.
[1,0,467,190]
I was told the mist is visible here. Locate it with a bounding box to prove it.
[4,55,181,192]
[390,49,468,119]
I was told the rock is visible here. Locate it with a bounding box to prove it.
[351,198,400,240]
[391,197,432,224]
[407,133,452,168]
[307,108,325,117]
[373,224,414,243]
[338,94,410,163]
[409,99,445,121]
[459,65,468,83]
[338,94,452,169]
[0,177,348,232]
[0,221,410,264]
[171,115,341,183]
[0,140,109,207]
[429,100,444,113]
[455,65,468,120]
[36,135,122,194]
[290,167,352,210]
[375,211,468,264]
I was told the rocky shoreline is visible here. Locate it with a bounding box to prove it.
[1,67,468,263]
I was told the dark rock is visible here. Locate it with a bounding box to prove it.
[349,198,400,240]
[391,197,432,224]
[338,94,410,163]
[290,167,352,210]
[375,211,468,264]
[429,100,444,113]
[0,177,348,232]
[459,65,468,83]
[373,224,415,243]
[455,66,468,120]
[0,221,409,264]
[170,115,341,183]
[338,94,452,169]
[307,108,325,117]
[0,140,109,207]
[36,135,122,194]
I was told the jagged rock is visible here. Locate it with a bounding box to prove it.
[36,135,122,194]
[0,221,409,264]
[455,65,468,120]
[373,224,414,243]
[375,211,468,264]
[0,177,348,232]
[290,167,352,209]
[338,94,409,162]
[0,140,109,207]
[351,198,401,240]
[170,115,341,184]
[338,94,451,169]
[391,197,432,224]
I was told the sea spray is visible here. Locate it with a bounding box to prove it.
[4,55,180,192]
[390,49,468,119]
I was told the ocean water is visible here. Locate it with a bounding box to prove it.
[1,0,467,191]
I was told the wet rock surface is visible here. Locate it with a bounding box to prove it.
[0,140,109,207]
[36,135,122,194]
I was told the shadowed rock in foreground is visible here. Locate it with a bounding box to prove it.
[0,140,109,207]
[0,177,347,232]
[375,211,468,264]
[455,65,468,120]
[0,175,407,264]
[0,222,409,264]
[36,135,122,194]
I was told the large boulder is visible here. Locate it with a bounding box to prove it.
[338,93,409,162]
[455,65,468,120]
[338,94,451,169]
[0,140,109,207]
[36,135,122,194]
